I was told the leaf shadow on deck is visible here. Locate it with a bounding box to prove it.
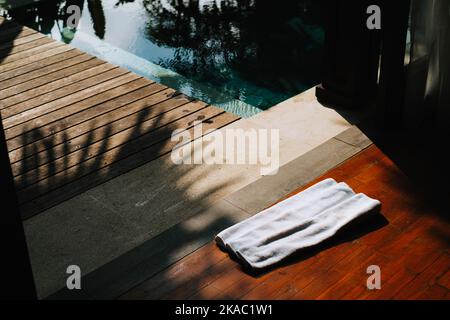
[10,91,238,211]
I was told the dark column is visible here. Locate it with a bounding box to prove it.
[316,0,381,109]
[377,0,411,129]
[0,114,37,300]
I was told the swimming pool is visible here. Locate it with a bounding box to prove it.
[1,0,325,117]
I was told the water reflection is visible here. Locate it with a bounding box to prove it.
[87,0,105,39]
[1,0,325,109]
[3,0,81,42]
[143,0,324,99]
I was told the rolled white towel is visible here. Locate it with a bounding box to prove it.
[215,178,381,270]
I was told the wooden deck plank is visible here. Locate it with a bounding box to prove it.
[0,50,92,92]
[117,243,228,300]
[314,223,446,300]
[0,57,103,102]
[4,72,141,141]
[1,18,240,220]
[0,25,36,41]
[358,223,447,299]
[119,243,230,300]
[7,87,179,164]
[0,41,64,65]
[437,267,450,290]
[315,252,384,300]
[0,36,53,56]
[12,94,205,184]
[0,53,93,95]
[11,89,187,176]
[0,44,72,73]
[2,67,130,124]
[0,32,46,52]
[120,145,450,300]
[273,242,366,299]
[0,49,82,83]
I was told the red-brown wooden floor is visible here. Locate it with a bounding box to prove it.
[120,145,450,300]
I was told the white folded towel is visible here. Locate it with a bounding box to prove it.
[215,178,381,270]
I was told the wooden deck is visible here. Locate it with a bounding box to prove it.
[0,17,240,219]
[120,145,450,300]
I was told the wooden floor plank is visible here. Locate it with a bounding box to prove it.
[358,225,447,299]
[315,252,385,300]
[13,92,204,184]
[8,87,178,164]
[4,72,141,141]
[0,57,103,102]
[0,25,35,42]
[0,44,72,73]
[158,251,240,300]
[119,243,229,300]
[2,66,128,124]
[0,53,92,95]
[0,41,63,65]
[273,242,365,300]
[0,49,82,83]
[390,252,449,299]
[11,88,182,176]
[0,36,53,56]
[318,220,445,300]
[437,268,450,290]
[0,32,45,52]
